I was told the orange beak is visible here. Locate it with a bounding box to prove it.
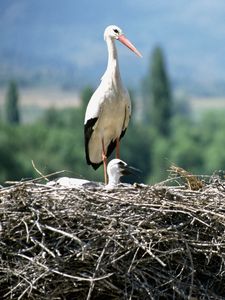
[118,34,142,58]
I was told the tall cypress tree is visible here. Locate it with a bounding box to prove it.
[5,80,20,124]
[143,46,172,137]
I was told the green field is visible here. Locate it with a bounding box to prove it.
[0,87,80,122]
[1,87,225,123]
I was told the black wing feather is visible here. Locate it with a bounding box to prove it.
[84,117,101,170]
[106,128,127,159]
[84,120,128,171]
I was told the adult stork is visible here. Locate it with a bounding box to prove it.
[84,25,142,183]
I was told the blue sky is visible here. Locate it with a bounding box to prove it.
[1,0,225,88]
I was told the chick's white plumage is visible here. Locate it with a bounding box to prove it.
[47,159,140,189]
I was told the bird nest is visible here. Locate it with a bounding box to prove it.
[1,173,225,300]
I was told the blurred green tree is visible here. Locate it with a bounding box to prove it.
[5,80,20,124]
[121,122,153,183]
[199,112,225,173]
[0,124,25,183]
[169,116,204,174]
[204,130,225,173]
[143,46,172,136]
[42,107,83,129]
[43,107,58,126]
[149,136,171,183]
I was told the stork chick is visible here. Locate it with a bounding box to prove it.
[47,159,140,189]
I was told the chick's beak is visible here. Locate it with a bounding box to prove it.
[120,164,141,176]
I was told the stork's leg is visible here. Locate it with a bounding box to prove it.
[101,139,108,184]
[116,137,120,159]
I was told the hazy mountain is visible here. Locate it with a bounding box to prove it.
[1,0,225,95]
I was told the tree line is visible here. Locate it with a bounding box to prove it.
[0,46,225,184]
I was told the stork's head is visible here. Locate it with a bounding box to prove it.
[107,158,140,187]
[104,25,123,40]
[104,25,142,57]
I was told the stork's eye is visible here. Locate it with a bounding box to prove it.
[113,28,119,34]
[118,161,126,167]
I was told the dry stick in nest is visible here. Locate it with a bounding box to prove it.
[17,253,113,283]
[4,170,66,187]
[31,160,49,182]
[86,238,111,300]
[169,164,205,190]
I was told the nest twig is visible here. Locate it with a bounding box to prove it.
[168,164,205,190]
[0,176,225,299]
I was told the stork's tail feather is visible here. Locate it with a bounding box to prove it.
[89,161,103,170]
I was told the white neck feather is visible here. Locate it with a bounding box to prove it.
[107,167,121,187]
[101,37,121,84]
